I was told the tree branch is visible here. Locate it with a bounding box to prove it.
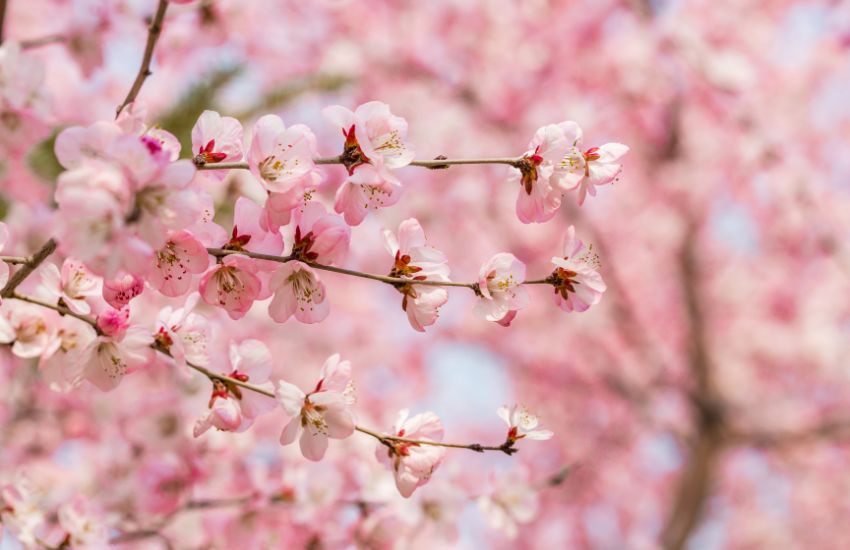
[4,291,516,457]
[196,156,523,171]
[115,0,169,117]
[0,0,7,46]
[660,228,726,550]
[1,238,57,298]
[207,248,552,292]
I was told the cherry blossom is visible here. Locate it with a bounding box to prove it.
[248,114,319,194]
[154,293,210,368]
[323,101,415,173]
[561,141,630,206]
[149,230,209,297]
[375,409,445,498]
[276,354,356,461]
[194,340,275,437]
[40,316,98,392]
[288,201,350,265]
[39,259,100,315]
[102,273,144,310]
[511,121,583,224]
[549,225,606,313]
[79,324,153,392]
[57,496,109,549]
[267,261,329,324]
[333,163,404,226]
[383,218,450,332]
[0,302,54,359]
[474,253,529,326]
[497,404,553,443]
[0,476,44,547]
[191,110,244,166]
[199,254,263,320]
[477,468,540,539]
[324,101,413,225]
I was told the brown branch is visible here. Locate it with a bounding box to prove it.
[0,0,6,46]
[729,418,850,449]
[0,255,30,265]
[19,34,66,49]
[196,156,523,171]
[661,227,724,550]
[5,297,523,457]
[11,293,102,330]
[354,425,518,455]
[115,0,169,117]
[1,238,57,298]
[207,248,552,292]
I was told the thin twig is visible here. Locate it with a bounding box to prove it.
[355,425,517,455]
[19,34,66,49]
[0,0,6,46]
[115,0,169,117]
[196,156,523,172]
[1,238,57,299]
[5,294,521,456]
[0,255,30,265]
[11,293,102,329]
[207,248,552,292]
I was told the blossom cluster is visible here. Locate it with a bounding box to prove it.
[0,34,624,546]
[45,102,614,334]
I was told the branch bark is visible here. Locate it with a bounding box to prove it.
[115,0,169,117]
[661,227,724,550]
[1,238,57,298]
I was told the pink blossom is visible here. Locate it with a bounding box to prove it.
[324,101,413,225]
[198,254,262,320]
[224,339,276,421]
[54,166,154,278]
[194,340,275,436]
[57,496,109,549]
[259,187,305,233]
[128,159,202,248]
[289,201,350,265]
[191,110,244,166]
[229,196,285,259]
[511,121,582,224]
[555,134,629,205]
[0,42,47,117]
[333,163,403,226]
[248,114,318,193]
[79,327,153,392]
[476,468,540,538]
[154,293,210,368]
[193,391,242,436]
[96,307,129,339]
[0,302,54,359]
[0,476,44,547]
[475,253,529,325]
[150,230,210,297]
[497,404,553,443]
[39,259,100,315]
[54,121,124,170]
[549,226,606,313]
[375,409,445,498]
[323,101,414,173]
[383,218,450,332]
[40,316,98,392]
[268,261,329,324]
[102,273,144,309]
[276,354,356,461]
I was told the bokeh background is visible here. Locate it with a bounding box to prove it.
[3,0,850,548]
